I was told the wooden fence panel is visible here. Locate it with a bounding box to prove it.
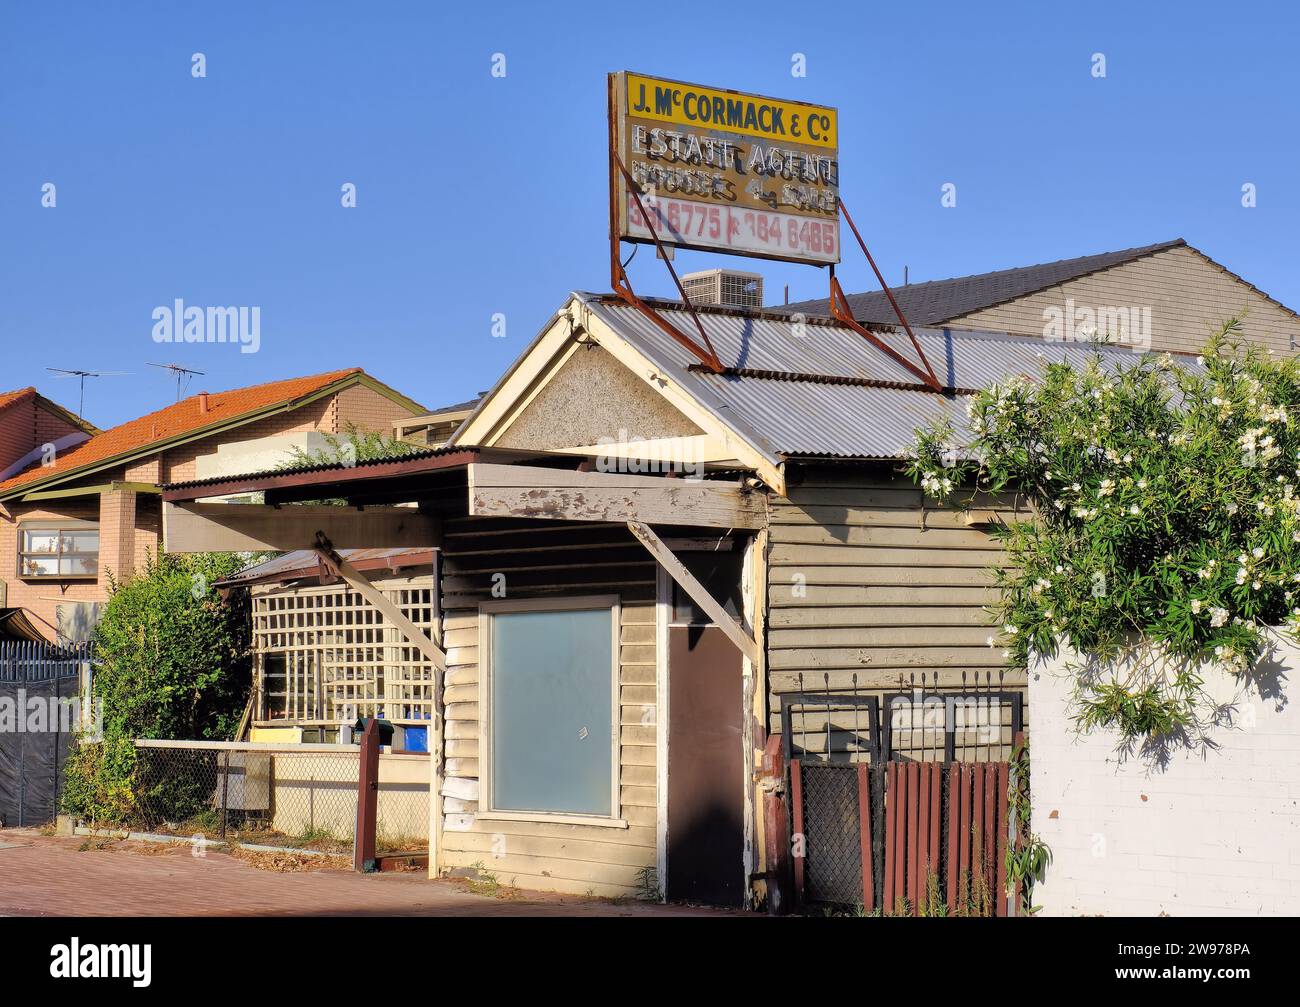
[872,760,1012,917]
[856,764,873,913]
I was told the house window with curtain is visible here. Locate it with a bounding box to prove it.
[18,522,99,579]
[480,597,620,824]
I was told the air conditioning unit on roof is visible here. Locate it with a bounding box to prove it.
[681,269,764,309]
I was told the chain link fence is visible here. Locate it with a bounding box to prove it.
[801,764,878,905]
[130,740,428,856]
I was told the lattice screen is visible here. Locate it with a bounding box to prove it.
[252,577,436,726]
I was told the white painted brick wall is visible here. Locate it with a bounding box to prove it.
[1031,644,1300,916]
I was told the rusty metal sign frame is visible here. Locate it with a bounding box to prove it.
[607,76,724,374]
[604,72,941,390]
[828,198,941,391]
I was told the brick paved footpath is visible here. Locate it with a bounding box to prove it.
[0,831,736,918]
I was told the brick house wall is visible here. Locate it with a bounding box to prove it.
[0,383,422,641]
[334,383,418,435]
[159,397,333,484]
[0,498,103,639]
[0,398,39,473]
[0,396,86,474]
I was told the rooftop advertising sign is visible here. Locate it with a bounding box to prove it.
[610,72,841,265]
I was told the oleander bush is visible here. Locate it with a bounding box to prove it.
[908,317,1300,738]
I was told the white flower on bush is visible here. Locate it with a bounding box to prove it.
[920,473,953,497]
[1209,607,1229,628]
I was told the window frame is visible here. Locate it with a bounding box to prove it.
[477,595,625,829]
[17,520,100,581]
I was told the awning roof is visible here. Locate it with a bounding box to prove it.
[0,608,49,642]
[215,547,434,587]
[161,445,545,504]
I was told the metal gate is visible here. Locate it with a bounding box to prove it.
[782,688,1023,916]
[0,641,92,827]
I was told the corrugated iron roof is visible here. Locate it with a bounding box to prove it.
[578,293,1199,460]
[162,443,457,492]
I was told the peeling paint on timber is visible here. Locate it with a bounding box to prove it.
[467,463,766,529]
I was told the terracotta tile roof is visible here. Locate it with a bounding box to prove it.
[0,388,38,415]
[0,368,363,496]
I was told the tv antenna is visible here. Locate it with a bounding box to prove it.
[147,362,206,402]
[45,367,128,417]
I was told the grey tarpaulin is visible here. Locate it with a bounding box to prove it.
[0,641,88,828]
[0,677,78,827]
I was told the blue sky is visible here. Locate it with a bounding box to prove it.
[2,1,1297,427]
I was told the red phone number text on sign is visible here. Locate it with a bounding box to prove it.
[627,196,838,263]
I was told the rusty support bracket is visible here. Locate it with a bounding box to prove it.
[605,75,728,374]
[611,155,728,376]
[829,199,942,391]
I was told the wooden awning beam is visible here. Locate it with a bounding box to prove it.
[313,536,447,674]
[469,463,765,530]
[163,501,439,553]
[626,520,758,665]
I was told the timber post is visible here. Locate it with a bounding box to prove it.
[354,718,380,873]
[759,733,793,915]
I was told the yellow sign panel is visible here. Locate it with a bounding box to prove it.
[623,72,838,149]
[610,71,841,265]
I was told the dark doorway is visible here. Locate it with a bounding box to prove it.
[665,550,746,906]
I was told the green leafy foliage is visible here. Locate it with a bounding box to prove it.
[280,422,420,469]
[276,423,421,505]
[62,552,252,823]
[1005,737,1050,914]
[908,316,1300,737]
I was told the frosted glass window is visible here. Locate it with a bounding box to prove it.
[489,606,613,817]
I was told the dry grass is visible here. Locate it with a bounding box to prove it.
[76,836,123,852]
[129,841,191,857]
[225,844,348,873]
[77,836,193,857]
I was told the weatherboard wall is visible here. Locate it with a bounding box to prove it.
[950,245,1300,356]
[764,464,1028,755]
[437,518,659,898]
